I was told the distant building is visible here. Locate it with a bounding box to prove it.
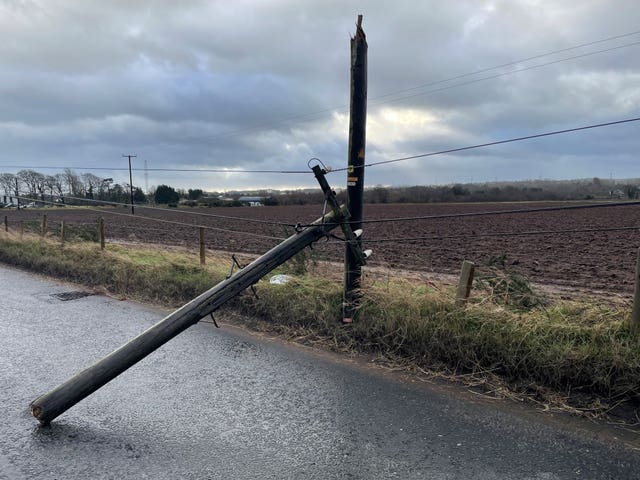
[609,189,626,199]
[238,196,265,206]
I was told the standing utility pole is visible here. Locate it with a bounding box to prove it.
[144,158,149,196]
[14,177,20,210]
[123,154,137,215]
[343,15,368,323]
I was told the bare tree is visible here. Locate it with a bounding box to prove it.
[17,169,45,200]
[81,173,102,199]
[63,168,83,197]
[0,173,15,197]
[52,174,66,203]
[98,177,113,199]
[43,175,60,203]
[0,173,22,207]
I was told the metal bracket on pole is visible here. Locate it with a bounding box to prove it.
[227,254,244,279]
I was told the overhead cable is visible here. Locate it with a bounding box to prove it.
[306,199,640,227]
[10,195,287,240]
[52,194,296,227]
[330,116,640,172]
[348,225,640,244]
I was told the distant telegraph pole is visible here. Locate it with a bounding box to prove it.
[123,154,137,214]
[343,15,368,323]
[144,158,149,195]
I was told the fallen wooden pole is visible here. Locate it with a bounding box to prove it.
[30,174,355,425]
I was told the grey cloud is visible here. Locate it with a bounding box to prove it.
[1,0,640,191]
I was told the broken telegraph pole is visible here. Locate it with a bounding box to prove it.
[344,14,368,323]
[30,167,366,425]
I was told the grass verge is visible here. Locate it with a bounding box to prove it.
[1,233,639,420]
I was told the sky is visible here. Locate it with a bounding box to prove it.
[1,0,639,192]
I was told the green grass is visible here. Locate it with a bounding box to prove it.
[1,232,639,412]
[237,277,640,401]
[0,233,227,305]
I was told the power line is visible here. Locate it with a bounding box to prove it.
[369,40,640,108]
[347,225,640,244]
[7,114,640,179]
[307,199,640,227]
[0,165,309,174]
[52,194,296,227]
[0,30,636,187]
[2,28,631,164]
[168,31,640,140]
[4,40,639,179]
[90,208,287,241]
[11,194,287,240]
[371,29,640,100]
[330,116,640,173]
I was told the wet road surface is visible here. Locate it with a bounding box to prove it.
[0,264,638,479]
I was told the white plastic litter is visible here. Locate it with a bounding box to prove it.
[269,274,292,285]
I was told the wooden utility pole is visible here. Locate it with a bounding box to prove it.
[631,248,640,334]
[123,154,137,215]
[343,14,368,323]
[14,178,20,209]
[30,169,364,425]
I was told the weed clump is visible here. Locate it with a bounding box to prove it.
[476,253,547,310]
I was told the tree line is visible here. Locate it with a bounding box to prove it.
[0,169,147,205]
[2,168,638,208]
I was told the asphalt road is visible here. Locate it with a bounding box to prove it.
[0,264,638,479]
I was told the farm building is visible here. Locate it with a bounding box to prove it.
[238,196,266,206]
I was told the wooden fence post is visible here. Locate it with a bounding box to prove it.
[631,248,640,334]
[19,221,24,239]
[98,217,105,250]
[456,260,475,307]
[4,215,7,233]
[41,214,47,238]
[60,220,66,246]
[199,227,205,265]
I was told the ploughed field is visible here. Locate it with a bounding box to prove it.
[6,201,640,293]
